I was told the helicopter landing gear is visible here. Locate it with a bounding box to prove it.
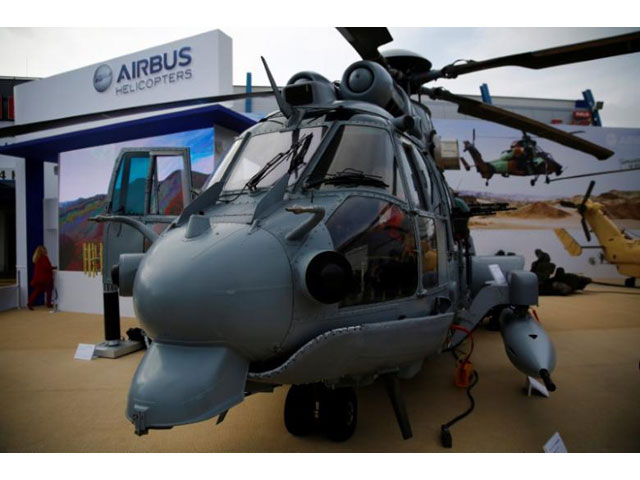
[530,176,538,186]
[545,175,551,184]
[383,374,413,440]
[284,384,317,436]
[319,386,358,442]
[284,384,358,441]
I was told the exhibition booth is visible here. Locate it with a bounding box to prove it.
[0,30,255,313]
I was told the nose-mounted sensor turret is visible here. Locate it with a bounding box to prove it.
[298,251,353,304]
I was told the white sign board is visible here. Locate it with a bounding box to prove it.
[14,30,232,125]
[488,264,507,285]
[74,343,96,361]
[543,432,568,453]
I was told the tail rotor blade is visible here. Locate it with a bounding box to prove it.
[581,180,596,208]
[581,217,592,242]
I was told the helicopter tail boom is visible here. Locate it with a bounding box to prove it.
[463,140,494,180]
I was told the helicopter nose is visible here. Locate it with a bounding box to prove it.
[132,220,293,361]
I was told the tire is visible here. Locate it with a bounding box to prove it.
[319,387,358,442]
[284,385,317,437]
[625,277,636,288]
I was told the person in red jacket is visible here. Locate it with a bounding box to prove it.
[27,245,55,310]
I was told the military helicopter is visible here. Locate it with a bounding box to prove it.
[2,28,639,444]
[555,180,640,287]
[460,129,565,186]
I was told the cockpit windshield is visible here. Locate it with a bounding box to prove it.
[305,125,405,199]
[204,127,324,192]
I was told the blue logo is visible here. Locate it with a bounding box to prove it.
[93,64,113,92]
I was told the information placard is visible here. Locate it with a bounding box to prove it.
[74,343,96,361]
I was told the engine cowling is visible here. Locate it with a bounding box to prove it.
[340,60,411,117]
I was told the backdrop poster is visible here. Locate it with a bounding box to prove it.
[439,120,640,278]
[58,128,214,271]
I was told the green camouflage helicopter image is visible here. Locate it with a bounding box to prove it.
[460,130,566,186]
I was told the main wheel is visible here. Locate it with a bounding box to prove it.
[625,277,636,288]
[319,387,358,442]
[284,385,317,437]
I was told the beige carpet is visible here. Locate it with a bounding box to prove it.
[0,283,638,452]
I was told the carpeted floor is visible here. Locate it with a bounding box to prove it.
[0,283,638,452]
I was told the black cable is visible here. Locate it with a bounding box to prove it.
[440,370,479,449]
[591,281,639,290]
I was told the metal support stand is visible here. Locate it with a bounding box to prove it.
[383,374,413,440]
[94,283,143,359]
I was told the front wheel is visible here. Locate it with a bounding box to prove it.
[284,384,317,437]
[319,387,358,442]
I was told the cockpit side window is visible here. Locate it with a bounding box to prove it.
[326,196,418,307]
[204,138,243,189]
[398,143,427,210]
[409,145,432,210]
[307,125,406,200]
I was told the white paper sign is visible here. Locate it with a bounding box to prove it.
[74,343,96,361]
[488,264,507,285]
[527,376,550,397]
[543,432,568,453]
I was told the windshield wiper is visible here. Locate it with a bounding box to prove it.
[246,132,313,192]
[304,168,389,190]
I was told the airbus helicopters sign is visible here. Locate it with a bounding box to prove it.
[14,30,232,126]
[92,46,193,96]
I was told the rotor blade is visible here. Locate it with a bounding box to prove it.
[549,166,640,182]
[581,217,592,242]
[336,27,393,67]
[0,91,275,138]
[581,180,596,208]
[436,30,640,79]
[421,87,614,160]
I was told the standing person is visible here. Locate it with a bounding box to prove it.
[27,246,55,310]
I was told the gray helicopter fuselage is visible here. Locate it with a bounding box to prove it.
[122,96,553,435]
[133,105,456,361]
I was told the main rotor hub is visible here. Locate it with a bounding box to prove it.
[382,49,432,75]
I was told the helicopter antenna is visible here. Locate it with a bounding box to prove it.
[261,56,293,118]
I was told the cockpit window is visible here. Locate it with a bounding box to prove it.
[326,196,418,307]
[221,127,324,191]
[306,125,405,200]
[204,139,243,189]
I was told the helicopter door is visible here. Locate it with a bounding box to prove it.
[102,148,191,280]
[398,141,443,290]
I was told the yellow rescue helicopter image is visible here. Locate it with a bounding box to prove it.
[555,180,640,287]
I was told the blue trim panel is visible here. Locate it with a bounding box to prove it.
[25,156,45,303]
[0,104,255,158]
